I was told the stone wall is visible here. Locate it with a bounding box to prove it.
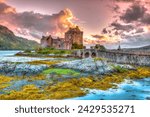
[97,51,150,66]
[74,49,150,66]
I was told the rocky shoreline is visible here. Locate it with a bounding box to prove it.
[0,54,150,100]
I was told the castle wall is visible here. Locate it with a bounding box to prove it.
[72,32,83,45]
[41,36,53,48]
[40,26,83,50]
[64,26,83,49]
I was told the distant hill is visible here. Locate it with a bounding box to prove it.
[124,45,150,51]
[0,25,39,50]
[138,45,150,50]
[119,45,150,54]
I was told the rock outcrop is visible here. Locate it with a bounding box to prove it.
[55,58,134,75]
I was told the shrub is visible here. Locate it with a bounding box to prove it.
[72,43,84,49]
[37,48,72,55]
[112,65,128,73]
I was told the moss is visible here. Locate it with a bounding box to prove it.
[111,65,128,73]
[94,57,107,61]
[0,75,13,90]
[42,68,80,76]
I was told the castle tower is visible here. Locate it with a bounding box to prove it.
[65,26,83,49]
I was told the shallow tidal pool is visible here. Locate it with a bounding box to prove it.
[70,78,150,100]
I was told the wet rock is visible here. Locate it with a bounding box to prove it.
[32,80,46,87]
[55,58,134,75]
[0,62,48,76]
[4,80,29,91]
[4,79,47,91]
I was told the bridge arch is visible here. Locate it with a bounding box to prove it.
[85,52,90,58]
[91,52,97,58]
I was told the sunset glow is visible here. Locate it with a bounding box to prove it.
[0,0,150,48]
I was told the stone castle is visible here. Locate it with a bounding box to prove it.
[41,26,83,50]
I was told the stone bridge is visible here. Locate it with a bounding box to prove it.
[73,49,150,66]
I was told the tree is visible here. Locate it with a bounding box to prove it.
[95,44,106,51]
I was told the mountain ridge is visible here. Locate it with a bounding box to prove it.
[0,25,39,50]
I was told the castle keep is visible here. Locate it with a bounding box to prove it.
[40,26,83,50]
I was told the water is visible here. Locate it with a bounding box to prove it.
[0,50,20,57]
[1,50,150,100]
[0,50,76,62]
[71,78,150,100]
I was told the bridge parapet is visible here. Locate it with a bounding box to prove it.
[73,49,150,66]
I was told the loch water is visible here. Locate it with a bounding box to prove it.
[0,50,20,57]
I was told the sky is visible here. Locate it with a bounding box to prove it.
[0,0,150,49]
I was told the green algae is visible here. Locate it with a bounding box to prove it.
[42,68,80,76]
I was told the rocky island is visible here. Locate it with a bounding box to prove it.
[0,26,150,100]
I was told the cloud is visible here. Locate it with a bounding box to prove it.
[91,34,105,39]
[142,13,150,24]
[122,32,150,47]
[0,0,5,3]
[112,5,120,13]
[115,0,134,2]
[91,34,119,44]
[0,2,16,14]
[120,3,147,23]
[135,28,144,34]
[101,1,150,48]
[120,3,150,25]
[102,28,108,34]
[114,0,135,2]
[0,2,76,41]
[111,22,134,31]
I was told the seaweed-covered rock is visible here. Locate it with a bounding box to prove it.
[4,79,47,91]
